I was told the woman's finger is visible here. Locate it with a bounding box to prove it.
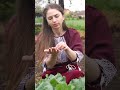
[44,47,60,54]
[48,48,52,53]
[52,47,58,53]
[44,49,49,52]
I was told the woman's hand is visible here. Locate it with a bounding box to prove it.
[44,47,59,56]
[22,55,33,61]
[44,47,59,68]
[56,42,77,61]
[44,42,69,54]
[55,42,69,51]
[85,55,101,83]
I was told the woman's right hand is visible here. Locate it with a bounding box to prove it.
[44,47,59,56]
[44,47,59,68]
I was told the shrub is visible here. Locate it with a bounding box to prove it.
[35,73,85,90]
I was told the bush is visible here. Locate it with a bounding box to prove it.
[35,73,85,90]
[35,26,41,35]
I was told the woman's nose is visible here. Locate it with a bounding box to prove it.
[52,17,57,22]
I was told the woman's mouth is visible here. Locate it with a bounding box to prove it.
[53,24,59,27]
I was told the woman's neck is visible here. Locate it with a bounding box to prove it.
[52,28,65,37]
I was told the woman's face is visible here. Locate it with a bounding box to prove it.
[46,9,64,30]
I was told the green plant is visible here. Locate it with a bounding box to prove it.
[35,26,41,35]
[65,19,85,31]
[35,73,85,90]
[35,17,42,23]
[35,17,85,35]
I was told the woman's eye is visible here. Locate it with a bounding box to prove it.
[55,14,59,18]
[48,17,52,20]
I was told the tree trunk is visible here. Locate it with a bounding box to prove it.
[48,0,50,3]
[59,0,64,9]
[55,0,56,4]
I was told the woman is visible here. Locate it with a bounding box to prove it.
[36,3,84,84]
[5,0,35,90]
[85,5,117,90]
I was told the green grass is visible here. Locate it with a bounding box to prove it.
[35,17,85,35]
[86,0,120,11]
[35,17,42,23]
[65,18,85,31]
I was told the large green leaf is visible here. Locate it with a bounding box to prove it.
[35,73,85,90]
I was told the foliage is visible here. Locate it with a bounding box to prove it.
[65,18,85,31]
[0,0,15,21]
[35,26,41,35]
[35,17,42,35]
[35,17,85,35]
[35,5,42,14]
[35,17,43,23]
[35,73,85,90]
[64,13,72,19]
[86,0,120,11]
[86,0,120,28]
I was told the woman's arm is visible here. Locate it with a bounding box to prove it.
[55,42,78,61]
[65,47,77,61]
[85,55,101,83]
[43,47,59,69]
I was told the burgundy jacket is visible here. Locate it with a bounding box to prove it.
[85,6,115,90]
[64,28,83,53]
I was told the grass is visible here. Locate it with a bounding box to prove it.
[65,18,85,31]
[35,17,85,31]
[35,17,85,38]
[35,17,42,23]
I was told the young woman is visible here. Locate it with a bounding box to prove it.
[5,0,35,90]
[36,3,84,84]
[85,5,117,90]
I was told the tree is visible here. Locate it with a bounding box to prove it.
[58,0,72,9]
[48,0,50,3]
[59,0,64,9]
[0,0,15,21]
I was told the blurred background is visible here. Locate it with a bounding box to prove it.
[35,0,85,84]
[86,0,120,90]
[35,0,85,39]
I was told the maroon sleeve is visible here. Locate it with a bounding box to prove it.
[64,29,83,53]
[86,6,115,64]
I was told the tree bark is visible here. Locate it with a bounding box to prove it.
[59,0,64,9]
[48,0,50,3]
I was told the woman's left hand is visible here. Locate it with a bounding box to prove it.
[55,42,69,51]
[22,55,33,61]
